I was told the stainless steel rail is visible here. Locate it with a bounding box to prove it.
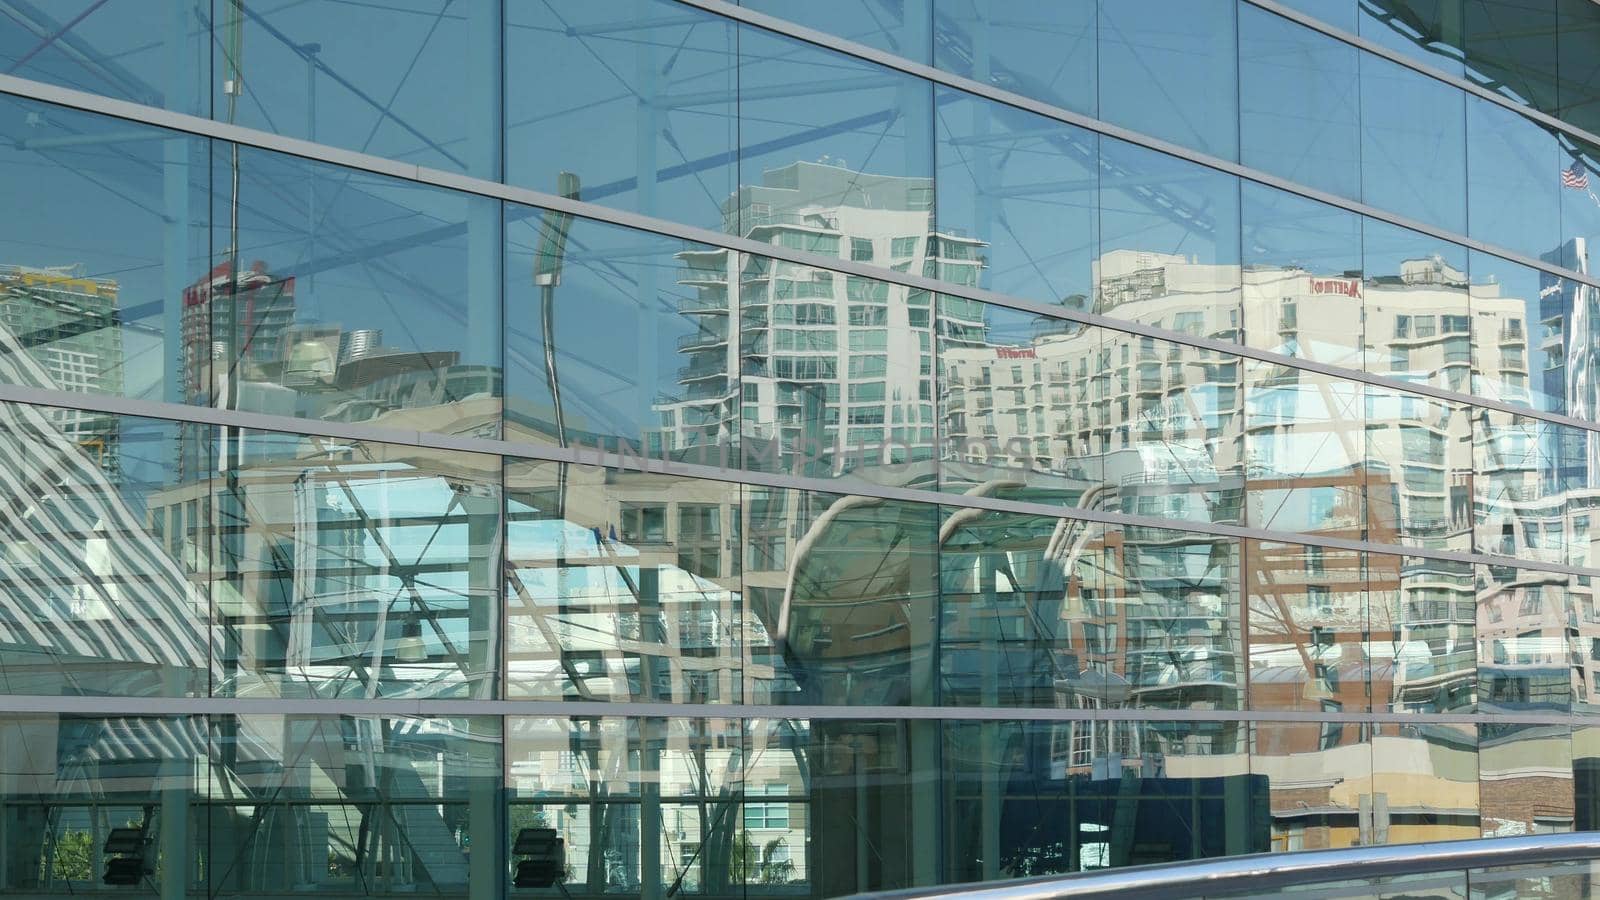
[841,833,1600,899]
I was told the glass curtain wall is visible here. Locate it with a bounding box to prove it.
[2,0,1600,896]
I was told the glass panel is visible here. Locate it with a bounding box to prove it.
[1097,138,1242,337]
[1372,722,1479,843]
[932,0,1098,117]
[1361,54,1468,234]
[1363,219,1472,393]
[1467,98,1562,261]
[0,1,207,116]
[736,23,934,240]
[505,0,737,230]
[0,714,206,896]
[1470,251,1568,415]
[504,210,735,464]
[743,0,933,62]
[1365,387,1473,551]
[1097,0,1239,160]
[0,95,207,406]
[221,145,501,436]
[211,714,500,897]
[1359,0,1467,75]
[1478,722,1574,837]
[946,719,1257,878]
[1239,6,1363,200]
[1476,565,1572,713]
[1557,0,1600,135]
[741,259,935,488]
[505,716,745,896]
[217,1,500,177]
[771,717,937,892]
[1372,556,1478,712]
[1242,182,1365,371]
[1473,410,1564,563]
[938,512,1100,707]
[0,406,207,697]
[1105,329,1245,528]
[742,489,938,706]
[213,432,501,700]
[1246,542,1368,712]
[1104,527,1244,711]
[504,460,741,703]
[1558,140,1600,274]
[1253,720,1370,851]
[937,298,1103,505]
[1465,0,1560,112]
[1245,367,1366,535]
[934,87,1097,308]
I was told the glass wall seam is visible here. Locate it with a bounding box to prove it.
[665,0,1600,294]
[0,381,1595,583]
[1,68,1599,437]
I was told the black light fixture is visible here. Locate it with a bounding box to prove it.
[512,827,566,889]
[102,826,152,886]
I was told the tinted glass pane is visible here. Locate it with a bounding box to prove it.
[221,147,500,436]
[0,714,206,895]
[214,433,500,699]
[937,298,1102,504]
[1557,0,1600,136]
[1371,556,1478,712]
[0,95,207,406]
[211,714,500,896]
[1478,722,1574,835]
[934,87,1097,308]
[737,24,933,239]
[932,0,1097,118]
[1240,6,1363,200]
[1098,139,1242,336]
[1559,141,1600,272]
[1363,219,1472,393]
[504,211,734,463]
[1467,98,1561,260]
[0,406,207,697]
[505,716,746,895]
[939,512,1101,707]
[1253,719,1370,851]
[1364,388,1474,551]
[743,0,933,62]
[0,1,207,116]
[1465,0,1560,111]
[1243,185,1365,369]
[1469,251,1568,415]
[1106,329,1245,527]
[1097,0,1239,160]
[1246,367,1365,535]
[743,488,937,705]
[1359,0,1467,75]
[218,1,499,176]
[1373,721,1479,843]
[1361,54,1468,234]
[1473,410,1564,563]
[946,719,1256,878]
[1247,542,1368,711]
[1477,565,1572,713]
[505,0,736,230]
[741,259,935,488]
[504,460,741,702]
[1104,526,1243,710]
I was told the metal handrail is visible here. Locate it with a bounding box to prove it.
[841,833,1600,900]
